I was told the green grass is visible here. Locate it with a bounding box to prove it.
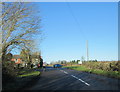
[19,70,26,74]
[3,69,41,91]
[64,65,89,71]
[17,70,40,77]
[64,65,120,79]
[90,69,120,78]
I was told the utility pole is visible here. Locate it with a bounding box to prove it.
[86,40,89,61]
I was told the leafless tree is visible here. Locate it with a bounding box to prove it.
[1,2,41,62]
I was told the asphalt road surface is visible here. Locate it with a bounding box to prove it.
[24,66,120,91]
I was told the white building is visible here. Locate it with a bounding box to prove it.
[78,61,82,64]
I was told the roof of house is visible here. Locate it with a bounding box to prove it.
[12,55,40,59]
[12,55,21,59]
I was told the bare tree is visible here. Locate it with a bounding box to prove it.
[20,49,31,62]
[1,2,41,62]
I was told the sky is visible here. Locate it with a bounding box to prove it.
[12,2,118,63]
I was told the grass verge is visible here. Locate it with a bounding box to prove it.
[17,71,40,77]
[2,69,40,91]
[64,65,120,79]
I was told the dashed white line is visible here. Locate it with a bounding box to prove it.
[60,70,68,74]
[71,75,90,86]
[64,71,68,74]
[60,70,90,86]
[60,70,63,72]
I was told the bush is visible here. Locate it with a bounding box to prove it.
[2,60,19,86]
[83,61,120,72]
[109,61,120,71]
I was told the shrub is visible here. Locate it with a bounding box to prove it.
[109,61,120,71]
[83,61,120,72]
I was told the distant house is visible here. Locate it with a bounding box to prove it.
[78,61,82,65]
[11,54,41,67]
[11,55,22,64]
[31,55,40,65]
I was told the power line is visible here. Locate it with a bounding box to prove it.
[65,1,89,61]
[65,1,87,39]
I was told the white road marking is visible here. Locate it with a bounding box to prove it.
[60,70,90,86]
[60,70,68,74]
[63,71,68,74]
[71,75,90,86]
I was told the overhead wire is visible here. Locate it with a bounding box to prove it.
[65,0,88,60]
[65,0,87,40]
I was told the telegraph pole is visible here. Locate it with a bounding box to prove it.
[86,40,89,61]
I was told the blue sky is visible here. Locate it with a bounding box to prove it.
[36,2,118,63]
[12,2,118,63]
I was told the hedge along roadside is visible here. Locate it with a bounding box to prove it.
[64,61,120,79]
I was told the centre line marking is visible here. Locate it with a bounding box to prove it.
[71,75,90,86]
[63,71,68,74]
[60,70,68,74]
[60,70,90,86]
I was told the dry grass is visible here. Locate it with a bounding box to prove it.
[82,61,120,72]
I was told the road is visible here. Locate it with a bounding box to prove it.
[24,66,120,91]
